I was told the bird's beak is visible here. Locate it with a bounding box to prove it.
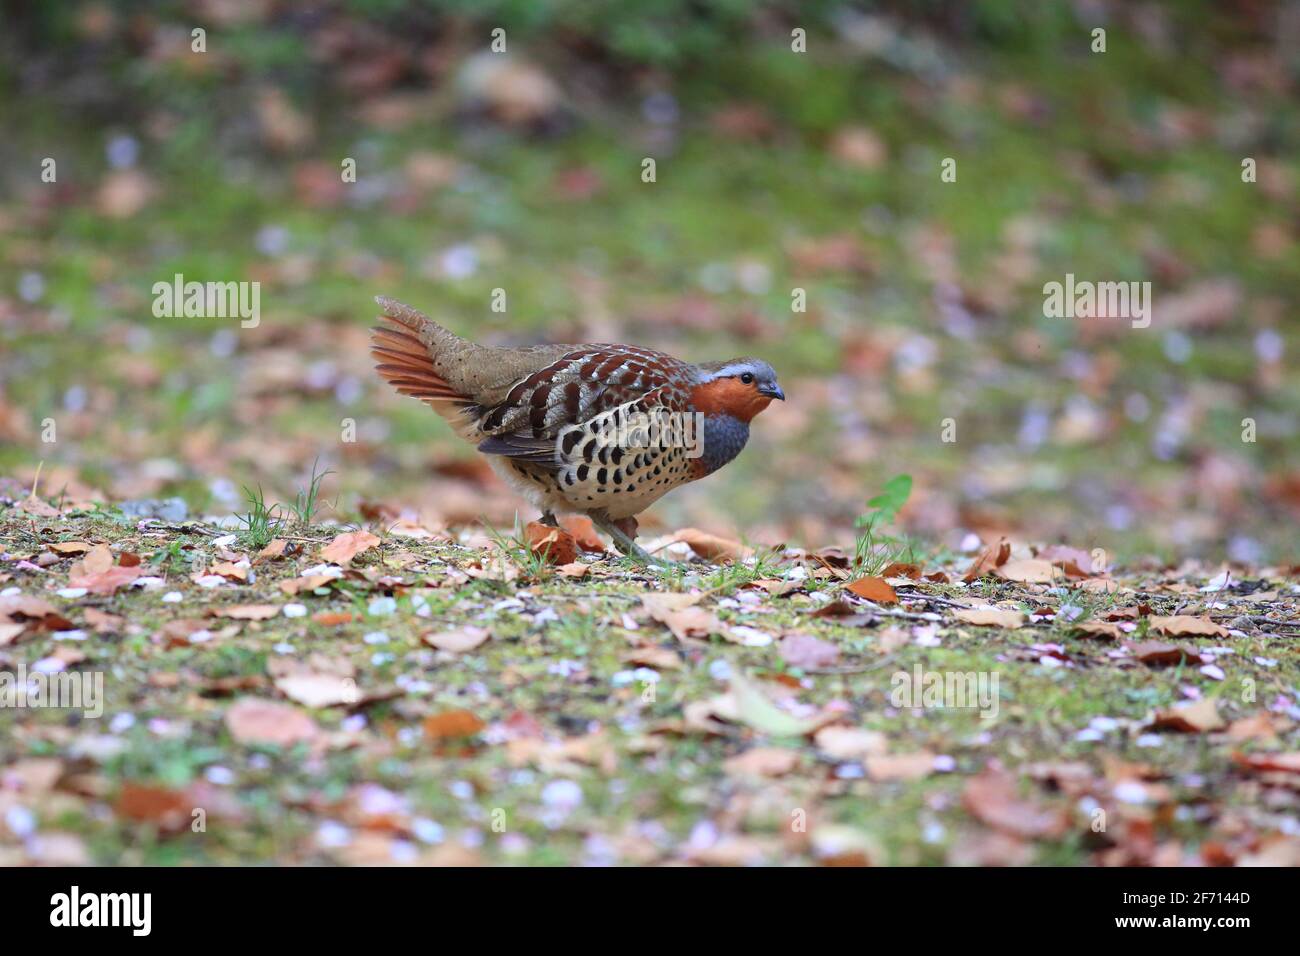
[759,383,785,401]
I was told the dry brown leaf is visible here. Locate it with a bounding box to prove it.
[669,528,753,562]
[424,709,485,740]
[422,626,490,654]
[274,673,361,708]
[953,607,1027,629]
[778,633,841,669]
[1226,714,1282,742]
[321,530,381,566]
[1130,641,1192,667]
[814,725,888,760]
[845,577,897,604]
[722,747,800,778]
[962,769,1068,838]
[114,782,193,832]
[47,541,93,555]
[622,645,683,670]
[864,752,936,782]
[211,604,280,621]
[962,538,1011,581]
[1148,698,1224,733]
[996,559,1061,584]
[1148,615,1231,639]
[557,562,590,578]
[558,515,604,551]
[225,698,320,747]
[18,494,61,517]
[84,608,124,634]
[1233,752,1300,774]
[641,593,720,642]
[524,522,577,565]
[255,539,288,563]
[1072,621,1125,640]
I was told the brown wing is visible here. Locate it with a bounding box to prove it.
[474,346,693,467]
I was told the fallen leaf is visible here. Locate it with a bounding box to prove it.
[558,515,605,551]
[114,782,192,832]
[422,626,490,654]
[668,528,753,562]
[210,604,280,620]
[778,633,841,669]
[424,710,485,740]
[845,577,897,604]
[996,559,1061,584]
[84,608,124,633]
[953,608,1027,629]
[622,645,683,670]
[642,593,720,642]
[814,725,888,760]
[1130,641,1192,667]
[47,542,92,555]
[18,494,61,517]
[962,768,1067,838]
[321,530,381,566]
[864,751,936,782]
[963,538,1011,581]
[1072,621,1125,640]
[1232,752,1300,774]
[275,673,361,708]
[1148,698,1224,733]
[723,747,800,778]
[1148,615,1231,639]
[225,698,320,747]
[524,522,577,565]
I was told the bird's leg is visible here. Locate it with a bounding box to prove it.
[591,512,668,567]
[539,511,559,528]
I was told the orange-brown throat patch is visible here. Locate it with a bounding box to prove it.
[690,378,773,423]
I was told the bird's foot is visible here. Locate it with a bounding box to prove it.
[591,513,672,568]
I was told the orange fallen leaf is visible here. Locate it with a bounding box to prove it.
[114,782,193,832]
[558,515,604,551]
[845,577,897,604]
[424,709,485,740]
[321,529,381,566]
[524,522,577,565]
[225,698,320,747]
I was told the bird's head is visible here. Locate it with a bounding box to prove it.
[690,358,785,422]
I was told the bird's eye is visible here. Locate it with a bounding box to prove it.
[740,372,754,385]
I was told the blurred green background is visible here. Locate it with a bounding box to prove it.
[2,0,1297,561]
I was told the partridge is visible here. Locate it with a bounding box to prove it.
[369,297,785,562]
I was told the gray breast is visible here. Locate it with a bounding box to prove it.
[699,414,750,475]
